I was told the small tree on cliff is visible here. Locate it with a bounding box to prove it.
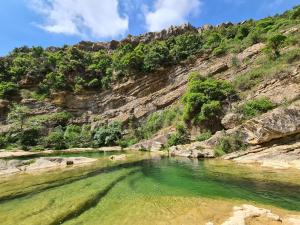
[266,34,286,59]
[7,104,30,131]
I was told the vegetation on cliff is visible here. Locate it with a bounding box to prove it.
[0,6,299,151]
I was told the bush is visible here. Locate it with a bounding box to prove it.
[64,124,92,148]
[238,98,275,119]
[182,72,235,131]
[143,42,170,72]
[117,136,138,148]
[214,133,246,156]
[138,106,182,139]
[0,82,18,99]
[167,124,190,147]
[93,121,122,147]
[290,6,300,19]
[266,34,286,58]
[196,131,212,142]
[19,128,41,148]
[169,33,203,61]
[44,127,66,150]
[0,135,7,149]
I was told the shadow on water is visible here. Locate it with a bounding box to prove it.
[49,170,139,225]
[140,157,300,211]
[0,159,147,203]
[2,156,300,212]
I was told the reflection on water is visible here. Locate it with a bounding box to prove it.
[0,154,300,225]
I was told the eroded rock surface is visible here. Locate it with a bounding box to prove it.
[0,157,97,176]
[170,142,215,158]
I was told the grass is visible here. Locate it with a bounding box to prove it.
[233,47,299,92]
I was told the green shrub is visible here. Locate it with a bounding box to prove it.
[117,136,138,148]
[290,6,300,19]
[238,97,275,119]
[214,133,246,156]
[93,121,122,147]
[0,82,18,99]
[284,49,300,63]
[7,104,30,131]
[44,127,66,150]
[182,72,235,131]
[0,135,7,149]
[169,33,203,61]
[143,42,170,72]
[138,106,182,139]
[29,112,72,127]
[19,128,41,148]
[266,34,287,58]
[64,124,92,148]
[64,125,82,148]
[196,131,212,142]
[167,124,190,147]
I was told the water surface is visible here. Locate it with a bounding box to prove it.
[0,153,299,225]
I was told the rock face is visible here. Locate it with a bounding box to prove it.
[221,113,242,129]
[241,100,300,145]
[170,142,215,158]
[223,138,300,170]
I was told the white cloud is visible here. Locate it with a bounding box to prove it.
[145,0,202,32]
[27,0,128,38]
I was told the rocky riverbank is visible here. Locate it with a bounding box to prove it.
[0,157,97,176]
[0,146,122,159]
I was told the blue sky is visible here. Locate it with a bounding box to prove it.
[0,0,299,56]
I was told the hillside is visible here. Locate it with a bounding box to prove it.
[0,5,300,164]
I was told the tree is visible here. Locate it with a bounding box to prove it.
[7,104,30,131]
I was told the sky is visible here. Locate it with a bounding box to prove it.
[0,0,299,56]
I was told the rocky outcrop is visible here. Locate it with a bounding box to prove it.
[241,100,300,145]
[0,157,97,176]
[207,204,281,225]
[237,43,265,61]
[170,142,215,158]
[223,138,300,170]
[221,113,242,129]
[246,64,300,104]
[75,23,197,52]
[206,100,300,149]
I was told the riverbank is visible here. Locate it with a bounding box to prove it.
[0,146,123,159]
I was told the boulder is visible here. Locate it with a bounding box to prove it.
[205,101,300,150]
[208,62,229,75]
[221,113,242,129]
[170,142,215,158]
[240,100,300,145]
[129,132,172,151]
[221,204,281,225]
[237,43,265,61]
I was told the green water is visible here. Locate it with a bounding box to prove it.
[0,154,300,225]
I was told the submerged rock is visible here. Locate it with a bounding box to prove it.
[109,154,126,161]
[0,157,97,176]
[207,204,282,225]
